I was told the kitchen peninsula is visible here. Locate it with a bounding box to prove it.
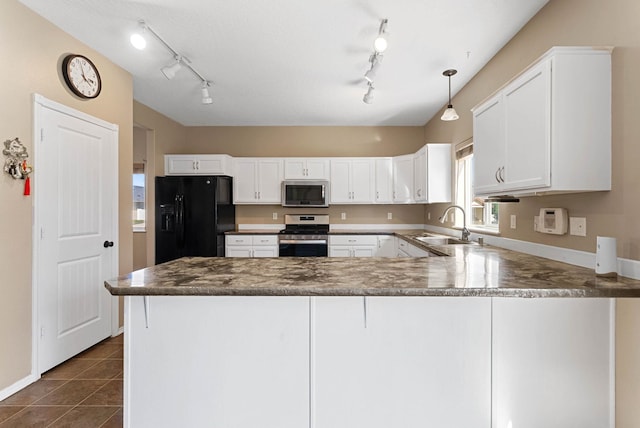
[106,238,640,428]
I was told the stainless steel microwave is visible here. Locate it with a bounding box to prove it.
[281,180,330,208]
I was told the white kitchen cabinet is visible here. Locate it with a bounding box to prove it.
[472,47,611,197]
[164,154,232,176]
[392,154,414,203]
[233,158,283,204]
[328,235,377,257]
[374,158,393,203]
[397,237,431,257]
[312,296,491,428]
[413,143,452,203]
[283,158,330,179]
[330,159,375,204]
[226,235,279,257]
[125,296,309,428]
[375,235,396,257]
[492,298,613,428]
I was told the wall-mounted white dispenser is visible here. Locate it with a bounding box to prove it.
[537,208,568,234]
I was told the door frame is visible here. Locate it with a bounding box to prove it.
[31,94,119,377]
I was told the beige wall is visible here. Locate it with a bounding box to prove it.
[238,205,424,227]
[420,0,640,425]
[0,0,133,390]
[185,126,425,158]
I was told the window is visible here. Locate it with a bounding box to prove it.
[455,143,499,231]
[133,162,146,232]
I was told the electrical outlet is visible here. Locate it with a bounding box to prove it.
[341,212,346,220]
[534,215,539,231]
[569,217,587,236]
[272,212,278,220]
[387,212,393,220]
[510,214,517,229]
[427,212,431,220]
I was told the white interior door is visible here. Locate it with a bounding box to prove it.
[34,95,118,373]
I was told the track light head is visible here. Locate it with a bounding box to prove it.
[161,57,183,80]
[373,19,389,53]
[363,84,374,104]
[201,81,213,105]
[130,20,147,50]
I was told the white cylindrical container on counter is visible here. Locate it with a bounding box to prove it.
[595,236,617,277]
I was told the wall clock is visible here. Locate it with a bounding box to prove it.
[62,54,102,99]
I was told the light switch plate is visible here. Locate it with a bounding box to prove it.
[387,212,393,220]
[272,212,278,220]
[569,217,587,236]
[341,212,346,220]
[510,214,517,229]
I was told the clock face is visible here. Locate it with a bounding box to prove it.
[62,54,102,99]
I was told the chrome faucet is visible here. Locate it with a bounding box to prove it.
[439,205,470,241]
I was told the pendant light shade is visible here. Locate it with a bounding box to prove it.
[441,69,459,121]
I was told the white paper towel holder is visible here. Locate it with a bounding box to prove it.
[595,236,617,278]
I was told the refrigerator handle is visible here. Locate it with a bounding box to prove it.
[176,194,185,248]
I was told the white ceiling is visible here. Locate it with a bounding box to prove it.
[20,0,548,126]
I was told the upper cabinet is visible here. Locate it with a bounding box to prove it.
[472,46,612,197]
[392,154,414,203]
[374,158,394,204]
[330,159,375,204]
[165,154,233,176]
[413,144,452,203]
[233,158,283,204]
[283,158,330,180]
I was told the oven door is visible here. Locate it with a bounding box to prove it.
[279,239,328,257]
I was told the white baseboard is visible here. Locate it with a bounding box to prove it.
[113,326,124,337]
[0,374,37,401]
[425,224,640,281]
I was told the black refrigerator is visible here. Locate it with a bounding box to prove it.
[155,176,235,264]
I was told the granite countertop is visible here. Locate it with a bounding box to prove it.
[105,232,640,297]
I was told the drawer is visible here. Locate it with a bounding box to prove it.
[330,235,378,246]
[226,236,252,246]
[252,235,278,246]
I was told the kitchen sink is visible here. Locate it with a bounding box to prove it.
[415,236,471,245]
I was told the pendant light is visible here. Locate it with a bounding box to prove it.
[441,69,459,121]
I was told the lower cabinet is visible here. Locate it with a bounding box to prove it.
[492,298,613,428]
[329,235,397,257]
[312,297,492,428]
[225,235,278,257]
[397,237,431,257]
[329,235,377,257]
[125,296,309,428]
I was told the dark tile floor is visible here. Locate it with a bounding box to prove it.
[0,335,123,427]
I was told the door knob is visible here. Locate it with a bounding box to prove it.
[103,241,114,248]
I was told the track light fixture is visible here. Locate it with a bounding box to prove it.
[363,83,374,104]
[161,56,183,80]
[130,20,214,106]
[362,19,388,104]
[201,81,213,105]
[441,69,459,121]
[364,53,382,83]
[373,19,389,53]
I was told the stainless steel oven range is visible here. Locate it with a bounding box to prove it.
[278,214,329,257]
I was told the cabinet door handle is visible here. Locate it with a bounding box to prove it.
[499,166,505,183]
[196,160,200,170]
[258,191,261,199]
[495,168,500,183]
[376,191,379,199]
[193,161,197,170]
[254,191,258,199]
